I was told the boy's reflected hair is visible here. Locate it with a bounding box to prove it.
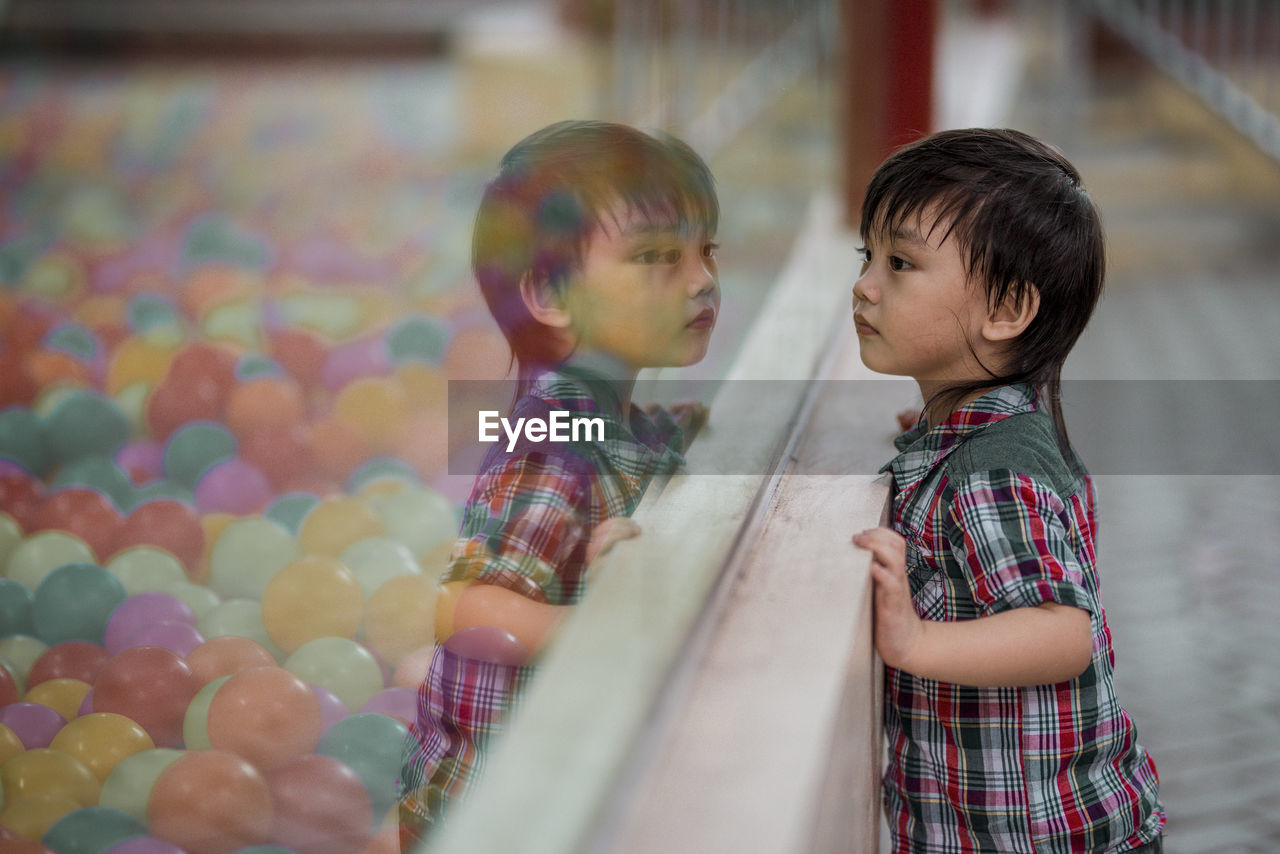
[472,120,719,386]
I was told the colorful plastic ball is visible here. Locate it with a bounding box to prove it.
[144,377,219,444]
[265,754,374,854]
[186,636,276,687]
[124,480,194,512]
[49,712,155,785]
[104,337,176,398]
[340,537,420,600]
[110,498,205,575]
[361,574,438,667]
[196,601,282,661]
[207,517,297,601]
[157,580,220,621]
[26,642,111,690]
[0,703,66,750]
[165,342,239,403]
[0,748,99,807]
[41,805,147,854]
[162,422,237,490]
[346,457,418,496]
[301,684,344,737]
[331,377,409,451]
[128,294,180,336]
[0,665,18,709]
[393,361,447,413]
[91,646,200,749]
[97,748,183,826]
[262,492,319,535]
[0,465,45,532]
[32,487,122,562]
[207,666,322,771]
[32,563,127,646]
[48,456,136,512]
[0,793,81,843]
[23,678,91,722]
[101,835,187,854]
[320,335,391,392]
[357,687,415,727]
[224,377,306,439]
[113,441,164,486]
[307,417,372,483]
[122,622,204,658]
[284,637,383,713]
[266,326,327,390]
[0,722,24,766]
[362,484,458,561]
[193,458,272,516]
[0,635,48,681]
[316,712,408,821]
[181,675,229,751]
[0,578,36,637]
[6,532,95,591]
[237,423,316,490]
[105,548,187,597]
[443,625,530,667]
[387,315,448,365]
[0,407,52,476]
[296,497,384,559]
[147,751,273,854]
[103,593,196,655]
[41,390,130,464]
[260,555,363,655]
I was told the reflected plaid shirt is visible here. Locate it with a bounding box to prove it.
[399,367,685,830]
[881,385,1163,853]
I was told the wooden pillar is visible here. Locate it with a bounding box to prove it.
[842,0,938,227]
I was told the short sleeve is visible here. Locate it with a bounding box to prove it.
[945,470,1097,619]
[442,451,591,606]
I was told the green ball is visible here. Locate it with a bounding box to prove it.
[346,456,419,494]
[99,748,184,825]
[41,805,146,854]
[42,390,130,464]
[49,455,136,511]
[32,562,127,646]
[284,637,383,712]
[128,478,196,510]
[0,578,35,637]
[128,293,180,334]
[44,323,99,362]
[263,492,320,535]
[316,712,408,820]
[235,353,281,380]
[163,421,237,488]
[207,516,297,601]
[387,314,449,364]
[0,406,52,475]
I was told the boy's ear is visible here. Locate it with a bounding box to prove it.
[518,274,573,329]
[983,284,1040,342]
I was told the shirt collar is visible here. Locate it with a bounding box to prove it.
[882,383,1039,493]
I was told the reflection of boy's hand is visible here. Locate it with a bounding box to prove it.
[585,517,641,581]
[896,409,921,433]
[665,401,709,452]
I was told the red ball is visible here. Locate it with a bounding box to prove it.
[167,341,239,395]
[267,754,374,854]
[268,327,329,390]
[145,376,223,442]
[25,641,111,688]
[0,661,18,707]
[110,498,205,572]
[33,487,122,560]
[0,467,44,531]
[238,423,317,489]
[92,645,201,748]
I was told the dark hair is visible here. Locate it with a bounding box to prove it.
[472,120,718,390]
[860,127,1104,457]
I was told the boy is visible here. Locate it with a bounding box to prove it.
[400,120,719,849]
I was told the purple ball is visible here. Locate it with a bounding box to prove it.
[102,835,188,854]
[193,457,272,515]
[320,334,391,392]
[105,592,197,654]
[310,683,350,734]
[123,620,206,657]
[358,686,415,724]
[0,701,67,748]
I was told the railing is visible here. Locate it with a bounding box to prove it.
[1086,0,1280,161]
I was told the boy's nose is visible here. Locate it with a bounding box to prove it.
[688,257,717,296]
[852,275,877,304]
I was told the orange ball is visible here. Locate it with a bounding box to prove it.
[309,416,373,482]
[225,375,307,438]
[148,750,273,854]
[186,636,278,686]
[206,666,322,772]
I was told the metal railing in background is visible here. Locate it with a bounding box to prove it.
[1086,0,1280,161]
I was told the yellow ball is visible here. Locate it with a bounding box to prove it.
[363,574,440,667]
[332,375,410,451]
[49,712,155,783]
[0,723,24,767]
[0,792,81,841]
[23,678,91,722]
[261,555,364,654]
[105,336,177,397]
[296,496,385,558]
[0,747,100,808]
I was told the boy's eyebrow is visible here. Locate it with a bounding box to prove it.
[889,227,929,249]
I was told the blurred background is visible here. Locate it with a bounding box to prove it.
[1,1,1277,852]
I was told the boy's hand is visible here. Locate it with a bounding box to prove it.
[585,517,641,580]
[666,401,709,452]
[853,526,925,673]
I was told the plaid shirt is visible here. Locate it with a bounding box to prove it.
[882,384,1163,853]
[399,366,685,832]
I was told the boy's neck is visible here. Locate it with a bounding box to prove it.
[560,352,636,416]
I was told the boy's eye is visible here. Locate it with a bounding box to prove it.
[702,242,719,260]
[888,255,911,272]
[856,246,871,266]
[635,249,681,264]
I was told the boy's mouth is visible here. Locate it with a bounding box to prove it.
[687,307,716,330]
[854,313,877,335]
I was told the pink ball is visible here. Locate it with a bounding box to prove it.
[358,686,415,726]
[194,457,272,515]
[320,335,391,392]
[115,440,165,485]
[105,592,197,654]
